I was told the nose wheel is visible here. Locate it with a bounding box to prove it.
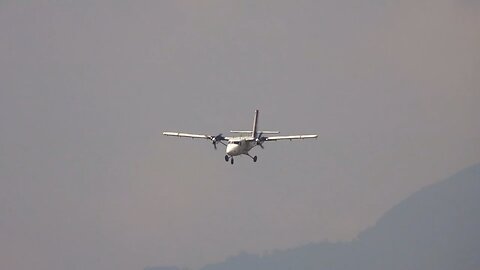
[225,155,234,164]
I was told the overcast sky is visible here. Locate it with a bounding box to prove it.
[1,1,479,270]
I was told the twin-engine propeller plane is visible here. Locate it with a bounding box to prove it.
[163,110,317,164]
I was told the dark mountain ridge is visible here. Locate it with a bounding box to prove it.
[200,164,480,270]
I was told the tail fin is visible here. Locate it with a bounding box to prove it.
[252,109,259,138]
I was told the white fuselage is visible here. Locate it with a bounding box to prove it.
[225,138,256,156]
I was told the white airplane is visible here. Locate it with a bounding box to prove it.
[163,110,317,164]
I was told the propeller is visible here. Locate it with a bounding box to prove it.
[255,132,265,149]
[210,134,224,150]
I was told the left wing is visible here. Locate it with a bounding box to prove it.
[163,132,211,140]
[263,134,317,141]
[163,132,231,143]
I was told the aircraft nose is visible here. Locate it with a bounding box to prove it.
[226,144,235,155]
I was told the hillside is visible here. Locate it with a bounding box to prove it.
[200,164,480,270]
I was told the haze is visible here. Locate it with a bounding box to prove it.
[1,1,479,270]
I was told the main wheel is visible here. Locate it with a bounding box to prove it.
[225,155,229,162]
[253,156,257,162]
[230,157,234,164]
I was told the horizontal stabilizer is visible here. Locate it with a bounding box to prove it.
[230,130,280,134]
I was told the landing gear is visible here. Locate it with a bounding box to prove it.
[246,153,258,162]
[225,155,234,164]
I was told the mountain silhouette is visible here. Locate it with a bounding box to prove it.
[200,164,480,270]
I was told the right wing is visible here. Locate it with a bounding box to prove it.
[263,134,318,141]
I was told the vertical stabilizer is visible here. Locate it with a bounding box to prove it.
[252,109,259,138]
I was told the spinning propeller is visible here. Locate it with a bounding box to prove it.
[255,132,265,149]
[210,134,225,150]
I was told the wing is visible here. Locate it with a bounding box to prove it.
[163,132,230,141]
[263,134,317,141]
[163,132,210,139]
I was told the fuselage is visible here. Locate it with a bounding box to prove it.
[225,138,256,156]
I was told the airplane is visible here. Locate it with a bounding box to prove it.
[163,110,317,164]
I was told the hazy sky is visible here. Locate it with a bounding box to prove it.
[1,1,479,270]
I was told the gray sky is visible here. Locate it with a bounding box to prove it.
[1,1,479,270]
